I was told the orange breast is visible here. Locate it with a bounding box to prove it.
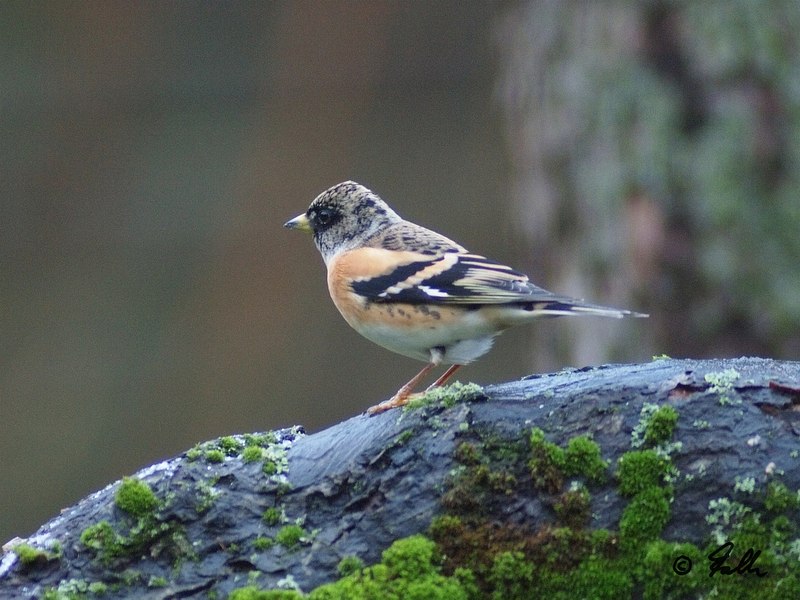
[327,249,453,329]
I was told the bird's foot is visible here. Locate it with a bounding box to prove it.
[366,391,423,415]
[366,362,438,415]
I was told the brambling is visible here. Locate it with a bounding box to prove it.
[285,181,647,414]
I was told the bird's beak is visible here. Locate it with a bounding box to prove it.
[284,213,312,233]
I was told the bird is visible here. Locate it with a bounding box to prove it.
[284,181,647,414]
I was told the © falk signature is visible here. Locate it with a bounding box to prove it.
[672,540,768,577]
[707,541,768,577]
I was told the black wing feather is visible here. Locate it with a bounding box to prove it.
[350,253,554,305]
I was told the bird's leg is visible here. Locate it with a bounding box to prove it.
[366,362,436,415]
[425,364,462,391]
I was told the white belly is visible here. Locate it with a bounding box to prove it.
[347,305,502,365]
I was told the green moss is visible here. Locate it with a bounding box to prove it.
[229,589,304,599]
[262,507,283,526]
[454,441,482,465]
[115,477,159,518]
[565,556,633,599]
[488,551,532,600]
[52,579,98,596]
[187,433,288,471]
[482,433,527,463]
[80,521,124,558]
[563,435,608,482]
[395,429,414,445]
[12,544,42,565]
[765,481,799,512]
[619,486,671,552]
[404,381,484,411]
[641,540,703,600]
[336,556,364,577]
[226,543,241,554]
[428,515,463,539]
[239,509,800,600]
[80,479,193,567]
[532,556,632,599]
[430,518,527,581]
[205,449,225,463]
[485,465,517,493]
[185,445,202,461]
[528,428,566,492]
[616,450,670,497]
[442,436,519,516]
[643,405,678,446]
[409,417,679,595]
[253,536,275,551]
[529,429,608,491]
[306,535,469,600]
[631,403,679,449]
[148,575,168,587]
[261,442,290,479]
[699,500,800,599]
[275,482,294,497]
[243,446,264,463]
[275,525,307,549]
[194,479,219,514]
[244,432,279,447]
[89,582,108,595]
[433,415,715,596]
[43,578,109,599]
[617,422,675,556]
[234,402,800,600]
[219,435,244,455]
[12,543,61,568]
[380,533,439,578]
[119,569,143,586]
[246,570,263,587]
[554,484,592,529]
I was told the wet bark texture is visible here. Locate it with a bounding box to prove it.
[1,357,799,598]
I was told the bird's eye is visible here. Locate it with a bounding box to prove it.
[315,208,334,227]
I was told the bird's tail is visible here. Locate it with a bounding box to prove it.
[518,299,648,319]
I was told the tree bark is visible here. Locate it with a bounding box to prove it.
[2,357,799,598]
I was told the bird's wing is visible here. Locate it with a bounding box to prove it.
[348,250,562,305]
[346,222,644,317]
[344,249,645,317]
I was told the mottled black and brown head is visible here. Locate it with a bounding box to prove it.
[284,181,400,264]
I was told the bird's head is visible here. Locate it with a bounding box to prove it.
[284,181,400,264]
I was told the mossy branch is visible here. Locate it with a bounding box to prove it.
[2,358,799,599]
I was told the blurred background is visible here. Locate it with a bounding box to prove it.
[2,1,799,543]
